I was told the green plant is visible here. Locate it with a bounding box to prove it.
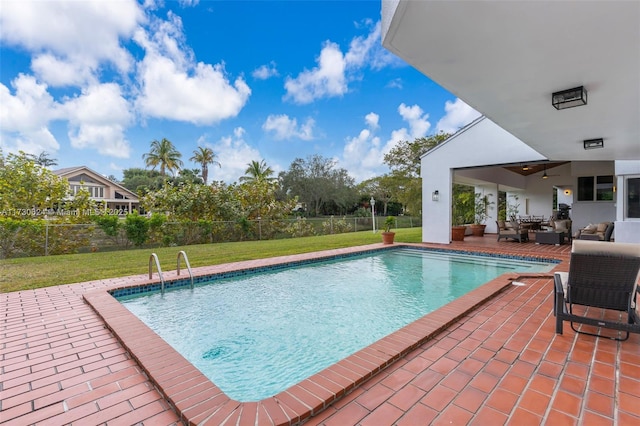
[124,212,150,247]
[473,193,495,225]
[322,217,352,234]
[506,195,520,220]
[383,216,395,233]
[452,186,474,226]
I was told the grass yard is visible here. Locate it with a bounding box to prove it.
[0,227,422,293]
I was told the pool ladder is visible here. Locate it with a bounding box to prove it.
[148,251,194,295]
[177,250,194,290]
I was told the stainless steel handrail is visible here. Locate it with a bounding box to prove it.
[149,253,166,294]
[177,250,194,289]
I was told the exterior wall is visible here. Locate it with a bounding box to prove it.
[55,167,140,214]
[421,117,545,244]
[614,160,640,243]
[569,162,616,236]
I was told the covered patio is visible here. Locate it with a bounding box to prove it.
[381,0,640,245]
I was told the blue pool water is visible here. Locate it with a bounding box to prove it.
[118,248,554,401]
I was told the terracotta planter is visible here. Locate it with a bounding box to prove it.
[451,226,466,241]
[470,224,487,237]
[381,232,396,244]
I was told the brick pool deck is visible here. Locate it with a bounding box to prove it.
[1,236,639,425]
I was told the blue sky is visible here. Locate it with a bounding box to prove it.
[0,0,480,183]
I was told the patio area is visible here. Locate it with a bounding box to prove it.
[1,235,639,425]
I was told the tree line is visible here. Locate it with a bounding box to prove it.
[119,134,452,218]
[0,133,452,257]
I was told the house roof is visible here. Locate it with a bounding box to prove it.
[53,166,139,201]
[422,116,568,178]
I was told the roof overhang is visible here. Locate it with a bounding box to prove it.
[382,0,640,161]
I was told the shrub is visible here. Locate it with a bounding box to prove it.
[124,212,149,247]
[286,217,316,237]
[322,217,353,234]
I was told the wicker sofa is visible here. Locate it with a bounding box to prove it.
[574,221,614,241]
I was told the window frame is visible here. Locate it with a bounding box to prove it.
[577,175,614,202]
[626,175,640,219]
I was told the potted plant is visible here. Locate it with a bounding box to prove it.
[470,193,494,237]
[451,189,472,241]
[451,215,467,241]
[381,216,396,244]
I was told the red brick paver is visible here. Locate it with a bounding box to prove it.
[2,237,639,426]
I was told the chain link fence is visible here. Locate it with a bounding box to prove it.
[0,216,421,259]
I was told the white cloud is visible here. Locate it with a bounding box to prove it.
[284,41,347,104]
[0,74,62,155]
[31,54,98,88]
[0,75,60,132]
[262,114,315,140]
[252,62,279,80]
[397,103,431,139]
[339,113,385,181]
[386,78,403,90]
[380,103,431,159]
[134,13,251,125]
[208,128,264,183]
[0,0,142,81]
[178,0,200,7]
[63,83,132,158]
[365,112,379,130]
[436,98,481,134]
[344,22,379,68]
[284,21,400,104]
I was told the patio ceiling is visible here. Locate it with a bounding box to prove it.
[382,1,640,162]
[502,161,570,177]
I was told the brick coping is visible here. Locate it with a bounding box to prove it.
[83,243,563,425]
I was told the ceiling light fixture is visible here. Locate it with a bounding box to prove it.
[542,165,548,179]
[552,86,587,110]
[522,164,529,171]
[583,138,604,150]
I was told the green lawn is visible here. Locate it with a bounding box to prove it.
[0,228,422,293]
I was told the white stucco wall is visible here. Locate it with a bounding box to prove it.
[421,116,546,244]
[614,160,640,243]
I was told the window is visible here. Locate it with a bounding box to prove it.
[577,175,614,201]
[596,176,614,201]
[69,184,103,198]
[577,177,594,201]
[628,177,640,218]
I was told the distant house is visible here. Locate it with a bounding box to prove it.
[53,166,140,214]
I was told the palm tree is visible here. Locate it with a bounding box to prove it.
[27,151,58,167]
[240,160,275,184]
[142,138,183,177]
[190,146,221,185]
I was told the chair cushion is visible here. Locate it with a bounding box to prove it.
[596,222,610,233]
[554,220,570,232]
[581,223,597,234]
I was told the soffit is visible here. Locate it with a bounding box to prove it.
[382,0,640,161]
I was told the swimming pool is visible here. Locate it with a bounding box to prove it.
[117,247,554,402]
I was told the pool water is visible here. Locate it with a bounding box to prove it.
[119,248,553,401]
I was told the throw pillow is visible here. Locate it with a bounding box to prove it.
[554,220,569,232]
